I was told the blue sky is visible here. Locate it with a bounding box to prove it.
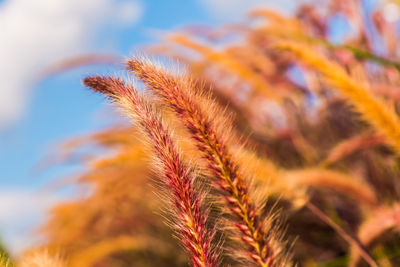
[0,0,302,253]
[0,0,213,188]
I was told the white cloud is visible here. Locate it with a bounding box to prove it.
[0,188,70,254]
[198,0,300,19]
[0,0,143,129]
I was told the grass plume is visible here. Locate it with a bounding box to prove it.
[84,75,219,267]
[127,58,289,266]
[278,42,400,154]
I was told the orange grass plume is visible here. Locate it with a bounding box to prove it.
[278,42,400,154]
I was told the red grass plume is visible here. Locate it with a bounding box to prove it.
[127,58,289,267]
[83,75,219,267]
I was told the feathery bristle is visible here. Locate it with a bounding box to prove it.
[127,58,290,267]
[83,74,219,267]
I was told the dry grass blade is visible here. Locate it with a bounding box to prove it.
[37,54,121,80]
[350,204,400,267]
[306,202,378,267]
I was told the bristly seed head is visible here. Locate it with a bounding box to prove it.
[126,57,290,267]
[83,74,219,267]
